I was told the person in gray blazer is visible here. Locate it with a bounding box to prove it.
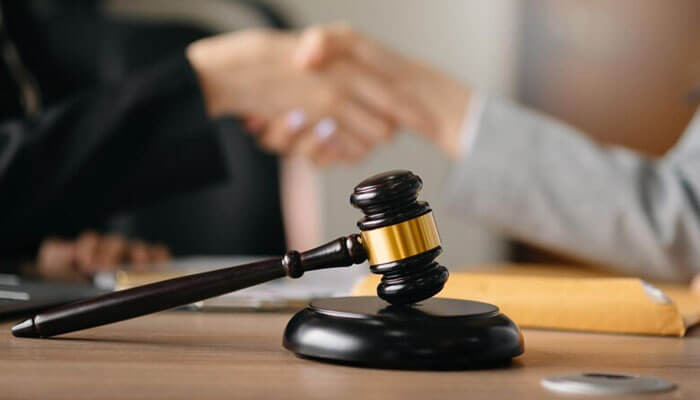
[255,24,700,284]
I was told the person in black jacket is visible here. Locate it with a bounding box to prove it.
[0,1,424,279]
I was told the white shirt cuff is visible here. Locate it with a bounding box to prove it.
[457,93,484,159]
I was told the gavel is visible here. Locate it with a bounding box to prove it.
[12,170,449,338]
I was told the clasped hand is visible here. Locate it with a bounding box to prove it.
[187,24,472,165]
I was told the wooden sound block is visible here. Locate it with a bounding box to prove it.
[283,296,524,369]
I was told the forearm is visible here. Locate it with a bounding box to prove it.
[445,96,700,281]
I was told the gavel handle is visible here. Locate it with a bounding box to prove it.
[12,235,366,338]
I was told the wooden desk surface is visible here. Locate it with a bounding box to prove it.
[1,311,699,400]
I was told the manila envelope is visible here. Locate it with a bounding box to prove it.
[352,264,700,336]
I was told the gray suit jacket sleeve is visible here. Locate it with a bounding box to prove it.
[444,96,700,282]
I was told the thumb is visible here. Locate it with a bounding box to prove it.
[294,23,355,69]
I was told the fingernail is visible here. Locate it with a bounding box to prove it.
[314,117,337,141]
[286,109,307,132]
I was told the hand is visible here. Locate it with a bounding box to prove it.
[36,231,171,281]
[186,29,433,165]
[294,24,472,160]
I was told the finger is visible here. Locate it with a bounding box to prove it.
[150,244,172,264]
[95,234,128,269]
[258,109,308,154]
[333,95,394,146]
[287,123,328,160]
[308,131,360,167]
[297,27,437,136]
[310,135,345,167]
[332,129,371,163]
[287,115,354,164]
[128,240,151,270]
[308,113,374,164]
[75,230,100,273]
[308,117,370,164]
[264,106,374,164]
[244,115,268,133]
[37,238,79,280]
[263,111,346,165]
[330,61,435,135]
[309,148,334,168]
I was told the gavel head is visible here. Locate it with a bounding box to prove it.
[351,170,449,305]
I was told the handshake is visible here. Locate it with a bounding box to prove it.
[187,24,473,165]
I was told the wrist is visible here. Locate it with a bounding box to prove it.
[186,39,246,118]
[186,42,219,117]
[430,73,471,160]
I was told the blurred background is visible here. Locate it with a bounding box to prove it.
[267,0,519,269]
[92,0,521,270]
[265,0,700,268]
[3,0,700,273]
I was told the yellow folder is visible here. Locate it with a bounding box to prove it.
[351,264,700,336]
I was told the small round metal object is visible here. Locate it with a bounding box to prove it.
[283,296,524,369]
[541,373,676,395]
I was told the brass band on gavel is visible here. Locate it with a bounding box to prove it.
[359,212,441,266]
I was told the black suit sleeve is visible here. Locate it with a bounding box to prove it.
[0,53,230,260]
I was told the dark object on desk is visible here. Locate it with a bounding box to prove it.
[0,275,105,319]
[350,170,448,304]
[284,297,523,369]
[10,170,441,337]
[12,170,523,370]
[11,234,366,338]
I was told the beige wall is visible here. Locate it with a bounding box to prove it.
[268,0,520,268]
